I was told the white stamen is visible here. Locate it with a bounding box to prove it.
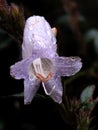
[33,58,47,78]
[42,82,56,95]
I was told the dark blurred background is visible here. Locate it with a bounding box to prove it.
[0,0,98,130]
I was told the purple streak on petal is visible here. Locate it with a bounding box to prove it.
[55,56,82,76]
[44,74,63,104]
[24,77,40,104]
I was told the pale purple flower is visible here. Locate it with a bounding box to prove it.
[10,16,82,104]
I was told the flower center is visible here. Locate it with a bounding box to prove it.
[29,58,53,81]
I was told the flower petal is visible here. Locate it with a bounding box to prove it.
[10,56,39,80]
[24,77,40,104]
[44,74,63,104]
[10,58,31,79]
[22,16,57,59]
[55,56,82,76]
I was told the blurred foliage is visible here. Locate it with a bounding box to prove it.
[0,0,25,43]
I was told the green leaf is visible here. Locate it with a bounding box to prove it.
[80,85,95,103]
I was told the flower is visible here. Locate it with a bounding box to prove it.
[10,16,82,104]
